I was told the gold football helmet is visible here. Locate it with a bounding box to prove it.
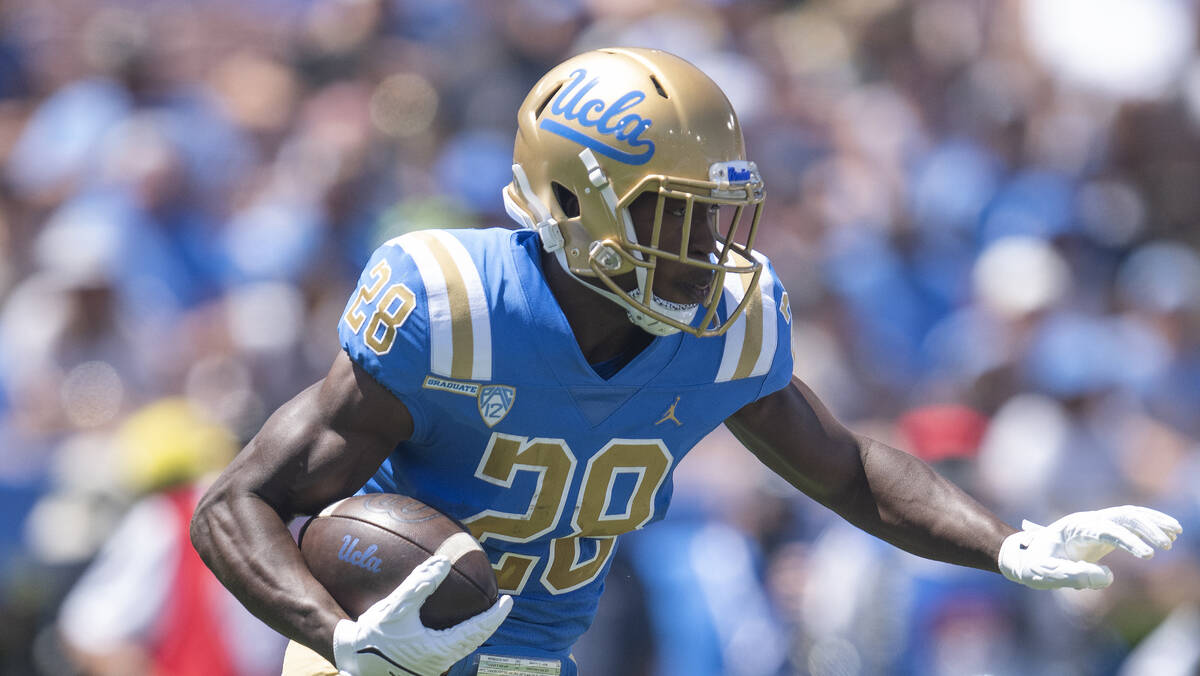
[503,47,765,337]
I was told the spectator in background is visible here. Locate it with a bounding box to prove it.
[57,398,286,676]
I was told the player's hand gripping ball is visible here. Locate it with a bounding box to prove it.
[298,493,499,628]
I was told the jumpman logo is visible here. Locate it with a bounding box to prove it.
[655,396,683,426]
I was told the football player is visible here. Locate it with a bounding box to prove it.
[191,48,1182,676]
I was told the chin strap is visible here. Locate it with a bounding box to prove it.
[551,246,697,336]
[505,164,563,252]
[549,249,682,336]
[629,287,700,335]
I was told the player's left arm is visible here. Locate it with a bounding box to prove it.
[727,376,1012,571]
[725,376,1182,589]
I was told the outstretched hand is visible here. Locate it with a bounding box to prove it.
[998,505,1182,590]
[333,555,513,676]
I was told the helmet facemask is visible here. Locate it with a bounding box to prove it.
[578,158,766,337]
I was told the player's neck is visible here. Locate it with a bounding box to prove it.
[541,250,654,365]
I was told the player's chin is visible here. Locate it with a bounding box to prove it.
[650,267,712,304]
[658,280,711,306]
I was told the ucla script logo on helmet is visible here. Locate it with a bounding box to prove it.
[539,68,656,165]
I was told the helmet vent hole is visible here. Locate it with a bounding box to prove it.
[649,75,668,99]
[536,83,563,118]
[552,182,580,218]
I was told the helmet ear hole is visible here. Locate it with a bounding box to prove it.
[552,182,580,218]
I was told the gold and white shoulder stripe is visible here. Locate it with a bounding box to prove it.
[385,231,492,381]
[715,251,779,383]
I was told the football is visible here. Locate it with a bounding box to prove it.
[298,493,498,629]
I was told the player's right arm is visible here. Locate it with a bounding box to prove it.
[190,349,411,664]
[193,231,512,676]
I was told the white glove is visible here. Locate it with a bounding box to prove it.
[998,505,1182,590]
[332,555,513,676]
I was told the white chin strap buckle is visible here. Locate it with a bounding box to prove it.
[507,163,564,252]
[625,288,698,336]
[627,308,681,336]
[534,216,564,252]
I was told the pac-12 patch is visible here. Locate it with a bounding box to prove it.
[477,385,516,427]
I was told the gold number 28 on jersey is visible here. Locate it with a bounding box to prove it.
[464,432,672,595]
[343,258,417,355]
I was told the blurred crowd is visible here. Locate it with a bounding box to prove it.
[0,0,1198,674]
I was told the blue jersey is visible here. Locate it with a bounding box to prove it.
[338,227,792,657]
